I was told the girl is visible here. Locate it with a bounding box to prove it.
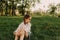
[13,15,31,40]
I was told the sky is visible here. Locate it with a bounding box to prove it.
[30,0,60,12]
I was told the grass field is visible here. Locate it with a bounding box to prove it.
[0,16,60,40]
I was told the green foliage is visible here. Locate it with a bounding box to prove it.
[0,0,40,16]
[0,16,60,40]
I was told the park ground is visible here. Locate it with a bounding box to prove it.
[0,16,60,40]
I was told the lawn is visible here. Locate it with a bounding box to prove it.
[0,16,60,40]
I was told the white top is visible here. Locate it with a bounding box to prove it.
[14,22,31,33]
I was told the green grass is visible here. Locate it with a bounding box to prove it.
[0,16,60,40]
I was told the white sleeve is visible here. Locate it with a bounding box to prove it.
[25,23,31,33]
[14,23,23,32]
[17,24,22,30]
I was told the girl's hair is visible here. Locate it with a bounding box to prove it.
[23,14,30,20]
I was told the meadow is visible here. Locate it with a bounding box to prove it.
[0,16,60,40]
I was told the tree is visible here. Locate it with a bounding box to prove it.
[0,0,40,16]
[56,3,60,13]
[0,0,5,16]
[56,3,60,17]
[16,0,40,16]
[7,0,16,16]
[48,4,57,16]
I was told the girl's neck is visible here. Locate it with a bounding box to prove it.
[24,21,28,25]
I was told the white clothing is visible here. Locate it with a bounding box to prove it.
[14,22,31,34]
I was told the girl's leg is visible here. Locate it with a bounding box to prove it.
[15,35,18,40]
[20,34,24,40]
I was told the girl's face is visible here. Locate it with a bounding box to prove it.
[24,17,31,24]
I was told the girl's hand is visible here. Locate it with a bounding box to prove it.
[25,32,28,38]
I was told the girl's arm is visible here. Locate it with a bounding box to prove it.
[25,31,29,38]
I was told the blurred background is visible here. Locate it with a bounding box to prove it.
[0,0,60,40]
[0,0,60,17]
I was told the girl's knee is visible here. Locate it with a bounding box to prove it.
[20,34,24,40]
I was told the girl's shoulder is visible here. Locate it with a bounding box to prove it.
[19,22,24,26]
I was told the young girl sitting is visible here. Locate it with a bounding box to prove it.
[13,15,31,40]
